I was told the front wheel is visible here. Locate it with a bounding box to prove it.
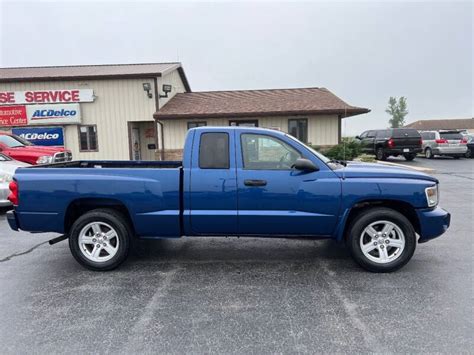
[347,208,416,273]
[69,209,131,271]
[465,149,472,158]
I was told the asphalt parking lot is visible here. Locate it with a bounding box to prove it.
[0,157,473,354]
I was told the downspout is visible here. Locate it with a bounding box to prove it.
[153,77,165,161]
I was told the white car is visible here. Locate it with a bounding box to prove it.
[0,154,30,207]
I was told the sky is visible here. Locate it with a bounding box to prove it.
[0,0,472,136]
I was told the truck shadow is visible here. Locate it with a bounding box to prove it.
[126,237,351,267]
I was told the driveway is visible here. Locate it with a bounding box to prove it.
[0,157,473,354]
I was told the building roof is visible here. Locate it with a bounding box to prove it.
[154,87,369,119]
[405,118,474,131]
[0,62,191,91]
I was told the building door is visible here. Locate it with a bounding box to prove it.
[229,120,258,127]
[131,127,141,160]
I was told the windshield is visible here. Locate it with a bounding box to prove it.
[0,153,12,161]
[285,134,331,163]
[0,134,33,148]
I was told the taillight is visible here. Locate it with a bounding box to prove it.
[7,181,19,205]
[435,139,448,144]
[460,138,467,144]
[387,138,395,148]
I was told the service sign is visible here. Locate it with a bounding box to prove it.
[12,127,64,146]
[0,89,94,105]
[0,105,28,127]
[26,104,81,125]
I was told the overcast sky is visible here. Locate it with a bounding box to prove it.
[0,0,472,135]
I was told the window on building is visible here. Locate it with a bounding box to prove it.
[187,121,207,129]
[241,134,301,170]
[199,132,229,169]
[288,119,308,143]
[78,125,98,152]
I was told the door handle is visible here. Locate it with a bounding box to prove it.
[244,179,267,187]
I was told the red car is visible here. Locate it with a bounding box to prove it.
[0,132,72,165]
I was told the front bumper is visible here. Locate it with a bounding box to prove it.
[417,206,451,243]
[0,182,11,207]
[7,210,19,231]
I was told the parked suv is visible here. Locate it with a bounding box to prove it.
[0,132,72,165]
[356,128,422,161]
[420,130,467,159]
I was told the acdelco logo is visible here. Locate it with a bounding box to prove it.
[31,109,77,119]
[19,133,60,140]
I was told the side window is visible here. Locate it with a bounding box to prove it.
[241,134,301,170]
[359,131,368,138]
[199,132,229,169]
[367,130,376,138]
[376,130,388,138]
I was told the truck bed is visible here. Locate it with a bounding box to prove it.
[32,160,183,169]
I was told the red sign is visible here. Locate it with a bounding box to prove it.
[0,105,28,127]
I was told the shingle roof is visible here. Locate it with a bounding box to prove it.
[0,62,191,91]
[405,118,474,130]
[154,87,369,119]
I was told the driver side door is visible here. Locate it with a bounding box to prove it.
[236,132,341,236]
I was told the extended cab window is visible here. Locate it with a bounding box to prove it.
[241,134,301,170]
[199,132,229,169]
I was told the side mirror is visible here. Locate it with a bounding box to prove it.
[293,158,319,172]
[355,135,361,140]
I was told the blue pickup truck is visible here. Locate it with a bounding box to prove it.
[7,127,450,272]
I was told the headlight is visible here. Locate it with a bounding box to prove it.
[0,173,13,183]
[425,185,439,207]
[36,156,53,164]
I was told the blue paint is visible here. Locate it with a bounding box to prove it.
[8,127,450,245]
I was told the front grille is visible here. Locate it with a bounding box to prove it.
[53,151,73,163]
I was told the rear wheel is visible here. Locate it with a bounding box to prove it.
[425,148,433,159]
[69,209,131,271]
[347,208,416,273]
[465,149,472,158]
[404,153,416,161]
[376,147,387,161]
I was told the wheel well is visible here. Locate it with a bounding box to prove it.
[64,198,134,234]
[343,200,421,240]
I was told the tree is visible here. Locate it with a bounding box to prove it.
[385,96,408,128]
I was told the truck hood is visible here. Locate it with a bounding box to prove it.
[9,145,68,155]
[334,161,438,183]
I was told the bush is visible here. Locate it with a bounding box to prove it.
[316,138,362,161]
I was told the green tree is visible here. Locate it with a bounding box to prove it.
[385,96,408,128]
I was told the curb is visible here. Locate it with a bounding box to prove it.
[376,161,436,174]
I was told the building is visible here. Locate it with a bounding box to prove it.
[155,88,369,159]
[0,63,369,161]
[405,118,474,133]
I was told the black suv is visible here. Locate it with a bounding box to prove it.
[356,128,422,161]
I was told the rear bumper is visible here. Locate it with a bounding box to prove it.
[433,146,467,155]
[417,207,451,243]
[7,210,19,231]
[387,148,422,155]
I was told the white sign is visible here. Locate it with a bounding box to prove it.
[26,104,81,125]
[0,89,94,105]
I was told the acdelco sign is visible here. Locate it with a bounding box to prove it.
[0,89,94,105]
[12,127,64,146]
[26,104,81,125]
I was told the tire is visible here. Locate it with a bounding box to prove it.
[404,153,416,161]
[376,147,387,161]
[465,149,472,158]
[68,209,131,271]
[347,208,416,273]
[425,148,433,159]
